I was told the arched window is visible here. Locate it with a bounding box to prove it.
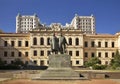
[75,38,79,45]
[33,37,37,45]
[40,37,44,45]
[47,38,50,45]
[69,38,72,45]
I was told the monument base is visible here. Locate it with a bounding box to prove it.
[32,54,84,80]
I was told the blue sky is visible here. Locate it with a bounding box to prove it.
[0,0,120,34]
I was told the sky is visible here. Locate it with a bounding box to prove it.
[0,0,120,34]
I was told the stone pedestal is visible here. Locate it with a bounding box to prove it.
[33,54,80,79]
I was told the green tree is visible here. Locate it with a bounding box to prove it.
[13,58,24,66]
[85,57,100,67]
[110,50,120,69]
[0,58,5,65]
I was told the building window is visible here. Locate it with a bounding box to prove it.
[84,52,88,57]
[47,50,51,56]
[18,41,22,47]
[11,52,14,57]
[40,50,44,56]
[76,61,79,64]
[11,60,14,64]
[105,61,108,65]
[75,38,79,45]
[91,52,95,57]
[69,51,72,56]
[11,41,14,47]
[33,37,37,45]
[33,50,37,56]
[4,41,7,47]
[33,60,37,64]
[112,52,115,58]
[105,52,108,58]
[25,52,28,57]
[40,60,44,66]
[98,52,101,57]
[105,42,108,47]
[69,38,72,45]
[18,52,22,57]
[84,41,88,47]
[25,41,29,47]
[47,38,50,45]
[40,37,44,45]
[98,42,101,47]
[99,60,101,64]
[76,51,79,56]
[4,51,7,57]
[112,42,114,48]
[91,41,95,47]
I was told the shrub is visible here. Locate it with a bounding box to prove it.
[92,65,107,70]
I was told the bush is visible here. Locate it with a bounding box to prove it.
[92,65,107,70]
[0,64,20,70]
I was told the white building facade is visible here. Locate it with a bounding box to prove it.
[0,28,120,66]
[16,13,40,33]
[70,14,95,34]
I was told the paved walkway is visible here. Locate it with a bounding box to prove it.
[0,78,11,82]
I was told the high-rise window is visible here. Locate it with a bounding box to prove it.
[40,37,44,45]
[84,41,88,47]
[33,37,37,45]
[40,50,44,56]
[11,41,15,47]
[112,42,114,48]
[75,38,79,45]
[18,41,22,47]
[33,50,37,56]
[4,41,7,47]
[69,38,72,45]
[98,42,101,47]
[76,51,79,56]
[25,41,29,47]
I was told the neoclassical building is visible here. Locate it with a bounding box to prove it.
[0,28,119,66]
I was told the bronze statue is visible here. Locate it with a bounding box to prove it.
[50,33,68,54]
[59,33,68,54]
[49,33,59,54]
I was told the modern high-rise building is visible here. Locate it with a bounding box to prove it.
[16,13,40,33]
[70,14,95,34]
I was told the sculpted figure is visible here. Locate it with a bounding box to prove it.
[59,33,68,54]
[49,33,59,54]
